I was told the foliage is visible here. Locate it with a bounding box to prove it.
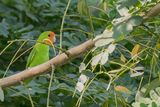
[0,0,160,107]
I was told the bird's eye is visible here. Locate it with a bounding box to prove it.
[48,34,50,37]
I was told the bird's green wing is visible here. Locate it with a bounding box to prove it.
[26,47,37,68]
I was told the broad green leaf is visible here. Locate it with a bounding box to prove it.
[140,103,148,107]
[77,0,103,16]
[0,20,9,37]
[140,78,160,97]
[51,83,69,91]
[83,69,95,78]
[117,0,138,7]
[113,22,133,40]
[77,0,88,16]
[128,16,143,26]
[152,102,158,107]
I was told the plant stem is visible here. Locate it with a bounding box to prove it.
[59,0,72,53]
[46,65,55,107]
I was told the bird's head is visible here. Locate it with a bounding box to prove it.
[38,31,56,46]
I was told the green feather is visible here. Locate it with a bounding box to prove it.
[25,31,52,84]
[26,31,51,68]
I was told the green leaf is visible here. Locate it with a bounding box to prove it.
[17,25,34,33]
[77,0,88,16]
[0,87,4,102]
[140,78,160,97]
[155,87,160,96]
[113,22,133,40]
[26,11,39,22]
[152,102,158,107]
[117,5,129,17]
[128,16,143,26]
[140,103,148,107]
[0,20,9,37]
[118,0,138,7]
[83,69,95,78]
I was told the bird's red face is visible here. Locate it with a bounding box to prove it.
[48,31,55,43]
[44,31,56,45]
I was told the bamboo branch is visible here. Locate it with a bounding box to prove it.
[143,3,160,20]
[0,39,95,88]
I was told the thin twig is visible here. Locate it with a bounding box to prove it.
[59,0,72,53]
[46,65,55,107]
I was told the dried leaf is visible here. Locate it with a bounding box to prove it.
[78,74,88,84]
[0,87,4,102]
[95,38,114,47]
[107,44,116,53]
[100,51,109,65]
[120,54,126,62]
[103,29,113,37]
[130,72,144,77]
[134,66,144,71]
[156,43,160,49]
[115,85,131,94]
[94,29,114,48]
[76,82,84,92]
[79,63,86,73]
[91,52,103,66]
[131,44,141,57]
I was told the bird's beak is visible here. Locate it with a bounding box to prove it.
[43,39,53,46]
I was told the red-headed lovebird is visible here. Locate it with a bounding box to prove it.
[26,31,56,68]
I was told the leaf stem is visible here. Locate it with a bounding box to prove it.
[59,0,72,53]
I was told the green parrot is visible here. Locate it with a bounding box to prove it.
[26,31,56,68]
